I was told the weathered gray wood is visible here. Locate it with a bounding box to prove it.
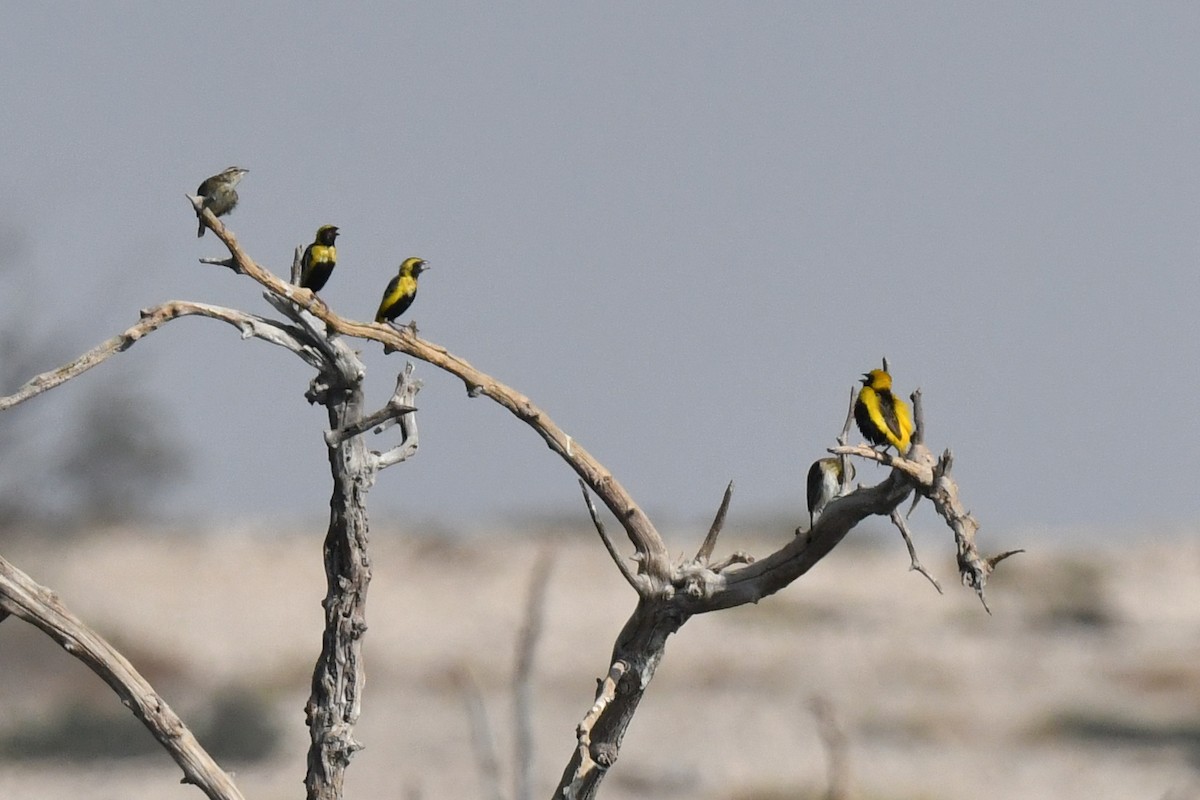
[0,212,426,800]
[186,216,1018,799]
[0,204,1016,800]
[302,336,421,800]
[0,554,246,800]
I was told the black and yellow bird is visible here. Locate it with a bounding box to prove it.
[299,225,340,292]
[195,166,248,237]
[806,457,855,528]
[375,257,429,325]
[854,367,913,454]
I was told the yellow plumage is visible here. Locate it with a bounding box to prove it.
[300,225,340,292]
[375,257,428,324]
[854,368,913,453]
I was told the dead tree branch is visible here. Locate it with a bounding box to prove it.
[890,508,943,593]
[177,216,1017,798]
[829,391,1022,612]
[578,480,645,595]
[4,205,1016,800]
[562,661,627,798]
[325,365,420,449]
[303,332,379,800]
[694,481,734,564]
[0,300,323,413]
[0,554,245,800]
[185,208,673,588]
[2,215,427,799]
[0,297,361,799]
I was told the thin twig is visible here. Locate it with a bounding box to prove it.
[290,243,304,286]
[707,551,754,573]
[326,366,421,448]
[578,480,642,593]
[909,387,925,446]
[904,492,922,519]
[836,387,856,495]
[889,509,942,593]
[372,365,423,469]
[694,481,734,563]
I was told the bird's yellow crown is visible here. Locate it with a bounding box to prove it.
[315,225,339,244]
[861,368,893,391]
[399,257,427,275]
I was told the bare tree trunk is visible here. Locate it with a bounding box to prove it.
[304,380,373,799]
[300,316,422,799]
[554,599,684,800]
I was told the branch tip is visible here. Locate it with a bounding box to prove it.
[988,549,1025,569]
[889,509,942,594]
[695,480,734,563]
[578,481,641,593]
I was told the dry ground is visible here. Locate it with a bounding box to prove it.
[0,520,1198,800]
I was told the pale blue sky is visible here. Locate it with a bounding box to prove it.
[2,4,1198,538]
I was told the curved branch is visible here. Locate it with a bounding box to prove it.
[698,466,918,612]
[183,215,1022,799]
[579,481,645,594]
[195,213,672,582]
[0,554,245,800]
[0,300,324,412]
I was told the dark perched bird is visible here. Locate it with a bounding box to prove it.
[854,367,913,454]
[375,257,429,325]
[806,457,855,528]
[195,166,248,237]
[299,225,340,292]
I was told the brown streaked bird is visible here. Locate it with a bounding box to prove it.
[195,166,248,237]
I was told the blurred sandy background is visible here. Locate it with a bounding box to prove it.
[0,521,1197,800]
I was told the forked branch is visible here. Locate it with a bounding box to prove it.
[830,390,1022,612]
